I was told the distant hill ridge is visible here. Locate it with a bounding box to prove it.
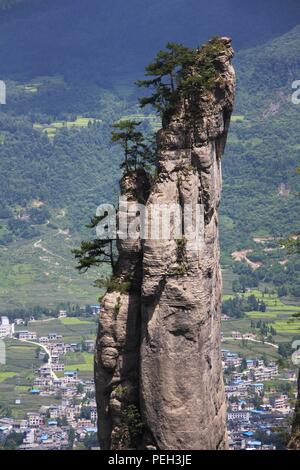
[0,0,300,83]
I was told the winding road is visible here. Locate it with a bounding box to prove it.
[15,337,58,380]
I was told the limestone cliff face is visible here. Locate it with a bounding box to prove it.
[140,37,235,450]
[95,37,235,450]
[94,170,150,450]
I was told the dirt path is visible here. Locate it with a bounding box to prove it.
[33,238,67,261]
[223,336,278,350]
[231,248,262,270]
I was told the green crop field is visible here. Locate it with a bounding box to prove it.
[220,285,300,362]
[33,116,102,139]
[65,352,93,373]
[246,291,300,332]
[230,115,245,123]
[221,338,279,360]
[222,268,237,295]
[272,320,300,334]
[60,317,95,325]
[0,372,17,383]
[21,317,98,343]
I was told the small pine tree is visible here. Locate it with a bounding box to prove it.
[111,120,151,173]
[136,42,195,115]
[73,213,116,273]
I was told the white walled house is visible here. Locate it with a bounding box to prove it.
[0,316,14,338]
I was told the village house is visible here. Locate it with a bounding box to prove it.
[23,429,35,445]
[0,316,14,338]
[39,336,50,345]
[27,412,44,428]
[232,331,242,340]
[34,377,52,387]
[83,339,95,353]
[17,330,37,340]
[90,408,97,422]
[247,383,264,396]
[227,410,251,423]
[39,364,52,378]
[63,370,78,382]
[52,363,65,372]
[269,395,290,412]
[242,333,257,341]
[221,314,230,321]
[250,365,278,381]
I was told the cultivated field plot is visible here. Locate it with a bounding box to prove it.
[221,338,280,361]
[33,116,102,139]
[20,317,98,343]
[223,289,300,334]
[0,339,55,418]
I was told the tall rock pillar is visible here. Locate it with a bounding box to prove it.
[140,37,235,450]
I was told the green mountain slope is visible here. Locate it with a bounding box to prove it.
[0,0,300,83]
[0,21,300,310]
[221,24,300,256]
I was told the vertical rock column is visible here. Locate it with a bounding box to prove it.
[94,170,150,450]
[140,38,235,450]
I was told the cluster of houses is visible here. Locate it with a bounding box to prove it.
[0,326,98,449]
[21,332,96,392]
[222,349,297,450]
[0,306,297,450]
[0,396,98,450]
[231,331,258,341]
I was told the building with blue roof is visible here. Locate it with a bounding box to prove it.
[251,409,266,414]
[85,427,97,433]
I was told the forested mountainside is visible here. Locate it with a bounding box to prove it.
[0,4,300,308]
[221,24,300,253]
[0,0,300,83]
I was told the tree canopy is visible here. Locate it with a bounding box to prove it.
[137,38,226,116]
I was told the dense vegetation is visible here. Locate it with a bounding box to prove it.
[230,253,300,298]
[222,294,266,319]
